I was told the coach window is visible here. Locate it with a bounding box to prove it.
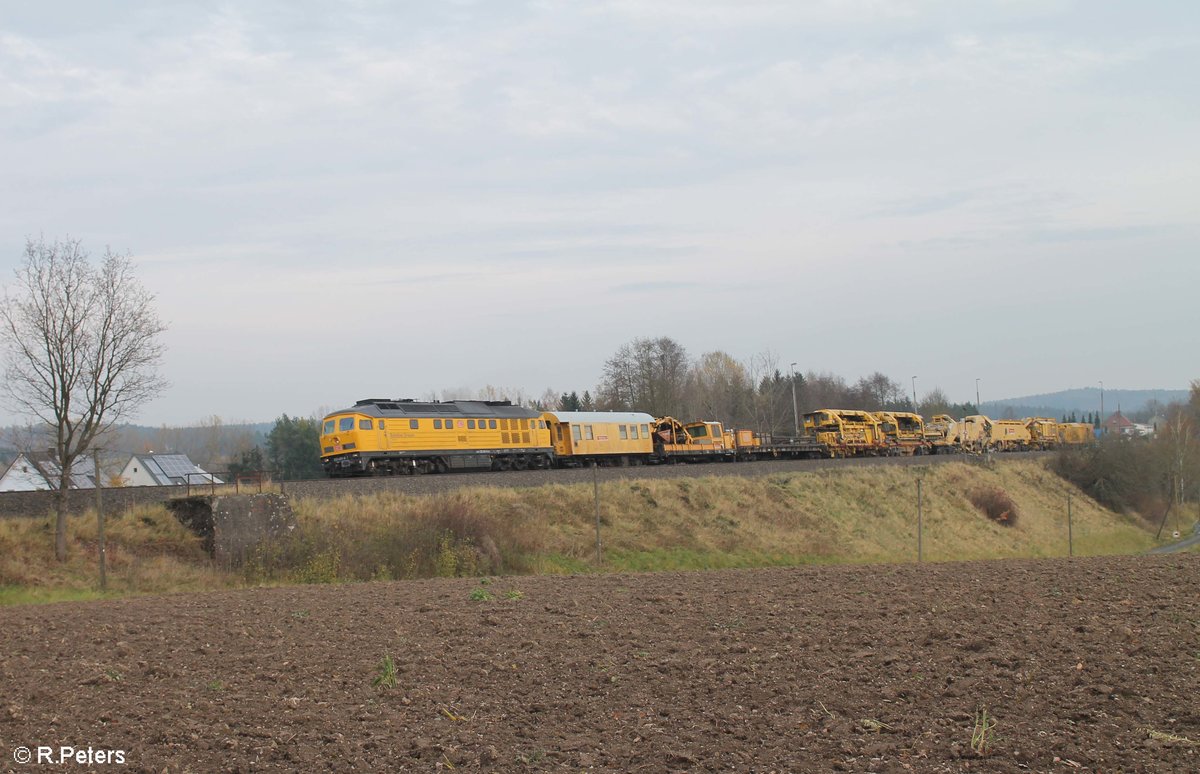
[434,419,442,429]
[585,425,594,440]
[641,424,650,437]
[619,425,628,440]
[631,425,639,440]
[359,419,373,430]
[409,419,419,430]
[489,419,497,429]
[572,425,582,442]
[557,425,564,441]
[339,417,354,432]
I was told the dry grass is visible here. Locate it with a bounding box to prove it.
[0,503,234,602]
[0,459,1161,603]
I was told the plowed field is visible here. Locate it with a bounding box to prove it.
[2,555,1197,772]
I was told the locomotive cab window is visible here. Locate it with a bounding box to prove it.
[339,417,354,432]
[359,419,373,430]
[323,420,334,435]
[489,419,497,429]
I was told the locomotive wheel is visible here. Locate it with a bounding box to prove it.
[513,456,529,471]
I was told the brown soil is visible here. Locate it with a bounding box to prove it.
[1,555,1197,772]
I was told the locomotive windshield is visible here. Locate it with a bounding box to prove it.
[323,419,334,435]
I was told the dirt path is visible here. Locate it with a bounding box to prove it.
[1,555,1197,772]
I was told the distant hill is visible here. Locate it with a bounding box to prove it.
[982,387,1188,420]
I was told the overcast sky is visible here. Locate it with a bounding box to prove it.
[1,1,1197,426]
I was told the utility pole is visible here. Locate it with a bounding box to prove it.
[975,378,981,412]
[790,362,799,438]
[1099,380,1105,433]
[911,376,918,412]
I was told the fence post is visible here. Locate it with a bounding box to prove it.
[917,476,923,563]
[1067,493,1073,557]
[593,464,602,565]
[94,453,106,591]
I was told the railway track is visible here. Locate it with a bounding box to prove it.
[281,450,1055,500]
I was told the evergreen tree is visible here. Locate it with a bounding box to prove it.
[266,414,323,480]
[560,391,582,411]
[581,390,595,411]
[228,446,266,480]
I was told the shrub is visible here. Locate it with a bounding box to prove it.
[968,487,1019,527]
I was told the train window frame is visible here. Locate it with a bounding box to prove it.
[572,425,582,442]
[619,425,628,440]
[584,425,594,440]
[379,420,386,429]
[631,425,639,440]
[641,424,650,437]
[409,419,419,430]
[489,419,497,429]
[434,419,443,429]
[359,419,373,430]
[556,425,564,441]
[323,419,334,435]
[339,417,354,432]
[467,419,476,429]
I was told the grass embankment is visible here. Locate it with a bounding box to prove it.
[0,504,235,605]
[0,460,1162,604]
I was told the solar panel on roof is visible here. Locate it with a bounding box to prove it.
[155,455,199,478]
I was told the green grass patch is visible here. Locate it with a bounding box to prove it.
[0,585,117,606]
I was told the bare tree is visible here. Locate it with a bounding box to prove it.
[596,336,690,417]
[686,351,755,427]
[1,237,167,560]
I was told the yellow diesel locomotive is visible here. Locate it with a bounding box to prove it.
[320,399,553,476]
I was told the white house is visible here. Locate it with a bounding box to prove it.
[119,453,222,487]
[0,452,98,492]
